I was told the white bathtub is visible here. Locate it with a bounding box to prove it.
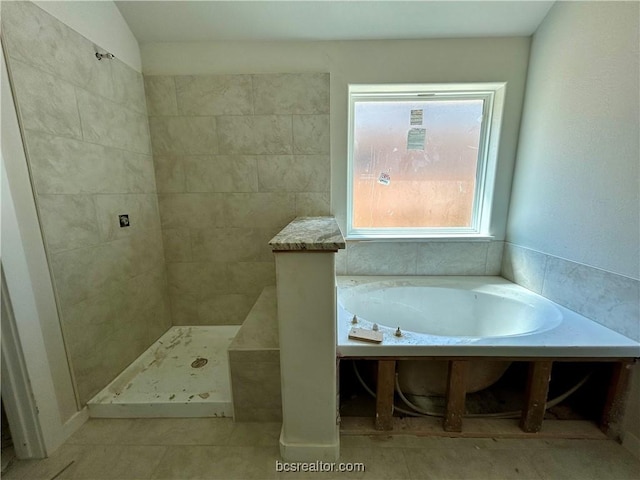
[336,276,640,359]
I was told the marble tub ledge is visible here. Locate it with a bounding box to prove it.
[269,216,345,251]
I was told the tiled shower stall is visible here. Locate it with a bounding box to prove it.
[145,72,330,326]
[2,0,329,407]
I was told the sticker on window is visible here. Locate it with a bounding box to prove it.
[407,128,426,151]
[378,171,391,185]
[410,109,423,125]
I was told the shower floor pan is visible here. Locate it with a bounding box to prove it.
[88,326,239,418]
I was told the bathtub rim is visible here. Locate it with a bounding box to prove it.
[336,275,640,359]
[338,280,563,339]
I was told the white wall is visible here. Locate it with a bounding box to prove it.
[142,37,531,239]
[506,1,639,279]
[506,1,639,457]
[33,1,141,71]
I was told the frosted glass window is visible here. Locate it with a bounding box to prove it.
[347,84,506,239]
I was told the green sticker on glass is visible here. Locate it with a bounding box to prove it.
[407,128,426,150]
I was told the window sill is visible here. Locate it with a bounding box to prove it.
[345,233,495,242]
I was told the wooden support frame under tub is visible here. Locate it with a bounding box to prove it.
[520,360,554,433]
[340,356,638,437]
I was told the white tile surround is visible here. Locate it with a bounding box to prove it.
[336,240,505,276]
[502,243,640,342]
[337,240,639,345]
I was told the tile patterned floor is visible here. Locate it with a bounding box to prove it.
[3,418,639,479]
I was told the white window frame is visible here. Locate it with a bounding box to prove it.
[347,82,506,240]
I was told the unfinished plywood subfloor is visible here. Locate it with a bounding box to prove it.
[88,326,239,418]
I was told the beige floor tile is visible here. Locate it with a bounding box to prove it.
[66,419,137,445]
[339,447,410,479]
[530,442,640,480]
[404,448,543,480]
[68,445,167,479]
[150,445,279,479]
[5,419,640,480]
[276,447,409,480]
[227,422,282,446]
[124,418,235,446]
[3,444,167,480]
[2,444,82,480]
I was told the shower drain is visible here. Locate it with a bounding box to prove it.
[191,358,208,368]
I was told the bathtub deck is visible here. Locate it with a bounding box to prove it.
[336,276,640,359]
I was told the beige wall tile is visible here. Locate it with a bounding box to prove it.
[295,192,331,216]
[149,116,217,155]
[10,59,82,139]
[184,155,258,193]
[224,192,296,228]
[217,115,292,154]
[73,321,153,402]
[257,155,329,192]
[175,74,253,115]
[121,151,159,194]
[1,1,113,98]
[116,268,172,343]
[71,337,123,403]
[144,76,178,116]
[61,289,118,362]
[169,295,200,326]
[227,262,276,296]
[51,242,127,307]
[111,59,147,115]
[5,2,171,405]
[37,194,101,253]
[158,193,226,229]
[230,362,282,410]
[198,294,253,325]
[115,229,166,280]
[191,228,274,263]
[335,248,347,275]
[229,350,280,365]
[292,114,330,154]
[253,73,329,114]
[93,194,161,241]
[153,155,186,193]
[163,229,193,262]
[77,88,151,154]
[167,262,229,303]
[25,131,156,194]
